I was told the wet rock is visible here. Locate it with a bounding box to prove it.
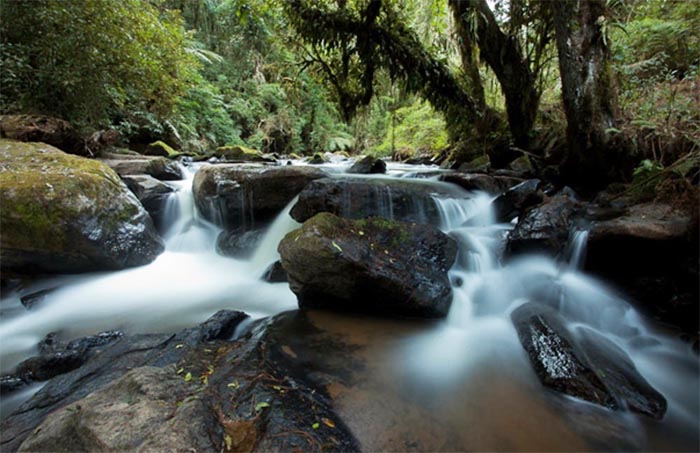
[2,311,358,452]
[99,155,183,180]
[0,140,164,275]
[19,288,57,310]
[261,260,287,283]
[440,172,523,195]
[290,177,460,225]
[0,115,84,156]
[511,303,616,409]
[348,155,387,174]
[576,328,667,419]
[121,174,175,231]
[511,303,666,419]
[1,331,124,396]
[193,164,326,231]
[279,213,457,318]
[506,193,583,258]
[0,310,249,451]
[17,366,214,452]
[216,228,265,259]
[0,376,28,395]
[585,202,698,333]
[492,179,544,222]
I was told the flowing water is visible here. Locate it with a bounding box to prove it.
[0,161,697,450]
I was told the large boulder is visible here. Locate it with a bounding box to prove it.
[0,140,164,275]
[99,155,183,181]
[0,115,84,156]
[121,175,175,232]
[193,164,326,230]
[347,155,387,174]
[511,303,666,419]
[506,193,583,258]
[290,177,459,225]
[585,202,698,332]
[278,213,457,318]
[144,140,178,158]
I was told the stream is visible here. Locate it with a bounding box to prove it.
[1,161,698,450]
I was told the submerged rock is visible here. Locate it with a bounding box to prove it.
[99,155,183,180]
[290,177,458,225]
[511,303,666,419]
[192,164,326,231]
[121,174,175,232]
[348,155,387,174]
[278,213,457,318]
[216,228,265,259]
[0,114,84,156]
[506,193,582,258]
[0,140,164,275]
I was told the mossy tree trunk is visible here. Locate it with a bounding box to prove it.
[553,0,620,190]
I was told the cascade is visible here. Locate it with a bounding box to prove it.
[0,162,697,447]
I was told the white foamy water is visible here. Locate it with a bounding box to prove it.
[0,163,298,372]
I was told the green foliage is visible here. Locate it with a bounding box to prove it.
[0,0,198,128]
[372,99,448,158]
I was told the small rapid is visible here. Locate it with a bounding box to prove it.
[0,164,298,374]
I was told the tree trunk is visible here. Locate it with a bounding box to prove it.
[553,0,620,190]
[449,0,540,149]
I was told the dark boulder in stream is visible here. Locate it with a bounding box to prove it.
[506,193,583,258]
[290,177,460,224]
[491,178,545,222]
[440,172,523,195]
[347,155,387,174]
[193,164,326,231]
[0,140,165,275]
[278,213,457,318]
[2,310,359,452]
[511,303,666,419]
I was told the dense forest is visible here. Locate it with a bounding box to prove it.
[0,1,699,452]
[1,0,698,190]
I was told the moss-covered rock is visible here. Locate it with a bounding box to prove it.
[0,140,164,274]
[216,145,266,162]
[0,114,84,156]
[144,140,178,158]
[278,212,457,318]
[307,153,327,165]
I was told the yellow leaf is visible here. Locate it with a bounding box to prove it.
[322,417,336,428]
[184,372,192,382]
[224,434,233,450]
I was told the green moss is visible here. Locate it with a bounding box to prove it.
[146,141,179,158]
[216,145,263,161]
[0,140,129,251]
